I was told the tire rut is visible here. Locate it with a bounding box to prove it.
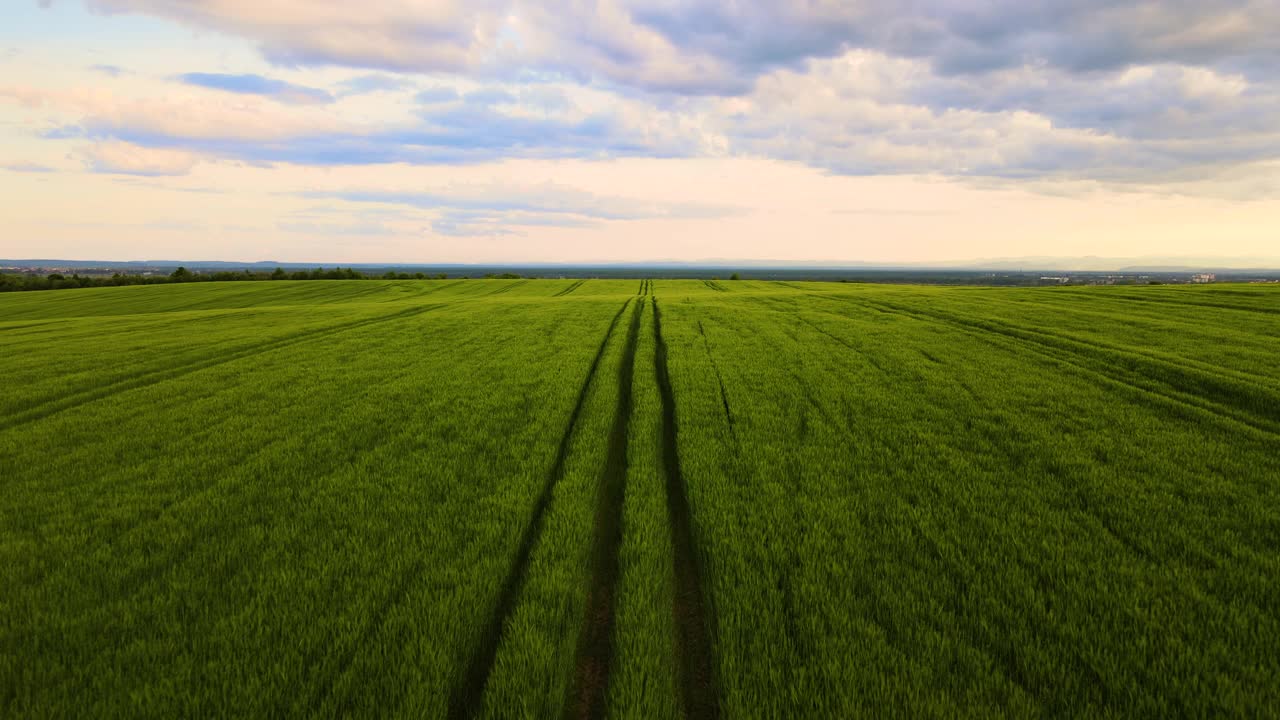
[565,297,645,720]
[555,280,586,297]
[0,320,63,333]
[696,319,738,446]
[653,299,721,720]
[448,298,633,720]
[487,279,529,296]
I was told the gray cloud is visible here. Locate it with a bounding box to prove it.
[704,46,1280,185]
[31,1,1280,188]
[626,1,1280,86]
[79,1,1280,93]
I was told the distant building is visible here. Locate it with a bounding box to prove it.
[1192,273,1216,283]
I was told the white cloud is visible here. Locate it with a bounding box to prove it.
[85,0,502,72]
[81,141,200,175]
[0,83,350,140]
[1177,67,1248,99]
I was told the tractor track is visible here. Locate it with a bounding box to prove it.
[555,280,587,297]
[486,279,529,296]
[448,298,633,720]
[654,299,721,720]
[696,319,738,446]
[565,297,645,719]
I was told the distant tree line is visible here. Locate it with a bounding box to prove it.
[0,266,459,293]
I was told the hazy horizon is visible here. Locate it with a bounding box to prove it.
[8,254,1280,273]
[3,2,1278,263]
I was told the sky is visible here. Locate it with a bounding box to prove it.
[1,1,1278,264]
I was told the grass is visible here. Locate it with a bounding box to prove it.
[1,278,1277,717]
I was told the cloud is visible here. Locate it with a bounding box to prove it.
[0,84,346,141]
[707,49,1280,184]
[430,214,519,237]
[620,1,1280,84]
[76,1,1280,97]
[75,115,669,166]
[90,64,126,76]
[415,87,460,104]
[463,88,516,106]
[337,74,415,95]
[84,0,501,73]
[303,184,739,219]
[900,61,1270,141]
[429,208,607,236]
[81,141,199,176]
[13,3,1280,189]
[2,162,56,173]
[20,81,713,167]
[176,73,333,105]
[298,183,742,236]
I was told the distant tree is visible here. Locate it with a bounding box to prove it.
[436,273,448,280]
[729,272,741,280]
[270,267,287,280]
[414,272,426,280]
[170,266,192,281]
[47,273,65,281]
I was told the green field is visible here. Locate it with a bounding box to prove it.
[2,279,1278,718]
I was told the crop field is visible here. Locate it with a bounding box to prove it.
[2,278,1278,717]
